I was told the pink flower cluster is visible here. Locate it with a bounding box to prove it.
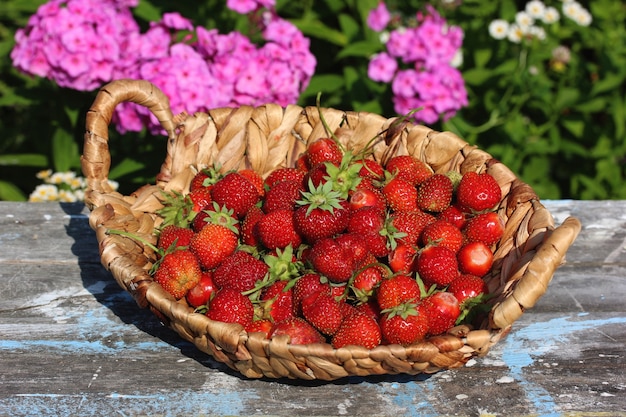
[366,3,468,124]
[11,0,315,135]
[11,0,140,91]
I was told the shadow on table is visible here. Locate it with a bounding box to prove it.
[61,202,434,387]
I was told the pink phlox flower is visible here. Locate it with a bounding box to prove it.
[161,12,194,31]
[368,52,397,83]
[263,17,300,44]
[60,28,89,53]
[392,69,419,98]
[386,29,415,62]
[139,26,171,60]
[367,2,391,32]
[235,60,268,98]
[43,39,66,67]
[226,0,258,14]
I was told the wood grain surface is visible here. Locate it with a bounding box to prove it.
[0,200,625,417]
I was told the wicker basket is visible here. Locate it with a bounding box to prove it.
[81,79,581,381]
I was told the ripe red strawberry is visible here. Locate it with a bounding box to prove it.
[438,204,467,230]
[240,205,264,246]
[263,179,304,213]
[306,137,343,167]
[355,299,382,321]
[382,177,418,212]
[190,166,221,191]
[376,274,421,310]
[188,186,213,213]
[457,241,494,277]
[294,181,350,243]
[269,317,326,345]
[389,210,436,246]
[350,265,386,303]
[421,291,461,335]
[331,311,382,349]
[456,171,501,213]
[238,169,265,197]
[388,244,418,274]
[291,273,328,313]
[358,158,385,182]
[186,271,216,308]
[379,302,429,346]
[420,219,464,252]
[264,167,306,189]
[259,280,294,323]
[416,173,453,213]
[385,155,433,186]
[245,319,273,337]
[301,292,344,336]
[305,162,330,188]
[347,206,386,235]
[213,250,269,292]
[335,232,370,270]
[308,236,355,283]
[349,188,386,212]
[211,172,260,219]
[462,211,504,247]
[153,249,202,300]
[157,224,194,251]
[448,274,487,304]
[190,222,238,270]
[206,288,254,327]
[415,245,460,287]
[256,209,302,250]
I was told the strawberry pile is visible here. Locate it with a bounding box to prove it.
[149,137,504,349]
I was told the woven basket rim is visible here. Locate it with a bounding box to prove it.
[81,78,582,380]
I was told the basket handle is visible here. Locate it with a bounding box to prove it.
[490,215,582,329]
[81,79,176,207]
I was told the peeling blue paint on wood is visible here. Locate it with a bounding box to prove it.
[499,314,626,417]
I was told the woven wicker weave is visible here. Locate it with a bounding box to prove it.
[81,79,581,380]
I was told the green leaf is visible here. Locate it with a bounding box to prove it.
[473,48,492,68]
[291,19,348,46]
[561,119,585,138]
[132,1,163,22]
[336,40,381,59]
[0,153,48,167]
[108,158,146,180]
[590,72,626,97]
[300,74,345,98]
[337,13,360,41]
[51,127,79,172]
[574,97,607,113]
[0,180,27,201]
[555,88,580,111]
[462,68,493,86]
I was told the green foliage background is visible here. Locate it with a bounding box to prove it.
[1,0,625,201]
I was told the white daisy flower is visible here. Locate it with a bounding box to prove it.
[36,169,52,180]
[507,23,524,43]
[450,49,463,68]
[489,19,510,40]
[525,0,546,19]
[542,6,560,24]
[573,8,592,26]
[58,189,79,203]
[530,25,546,41]
[515,11,535,29]
[29,184,59,202]
[563,1,583,21]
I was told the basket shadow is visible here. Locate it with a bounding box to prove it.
[61,202,235,376]
[61,201,436,386]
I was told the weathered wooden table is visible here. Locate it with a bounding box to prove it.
[0,200,624,417]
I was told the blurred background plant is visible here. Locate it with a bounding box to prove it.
[1,0,624,202]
